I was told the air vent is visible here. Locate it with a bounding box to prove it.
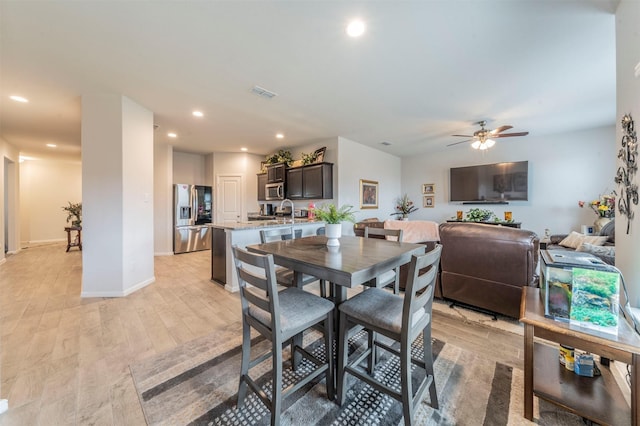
[380,141,392,146]
[251,85,278,99]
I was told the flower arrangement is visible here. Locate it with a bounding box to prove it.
[62,201,82,227]
[391,194,418,218]
[465,208,494,222]
[579,194,615,218]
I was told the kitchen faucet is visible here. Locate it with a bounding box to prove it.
[280,199,296,237]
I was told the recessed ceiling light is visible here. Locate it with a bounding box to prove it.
[168,132,177,138]
[240,147,248,152]
[192,110,204,117]
[10,95,28,103]
[346,20,365,37]
[46,143,57,148]
[276,133,284,139]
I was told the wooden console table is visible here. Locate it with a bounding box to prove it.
[64,226,82,252]
[520,287,640,425]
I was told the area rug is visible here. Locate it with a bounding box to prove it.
[130,327,586,426]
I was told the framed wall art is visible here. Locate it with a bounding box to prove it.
[423,195,435,208]
[422,183,435,194]
[360,179,379,209]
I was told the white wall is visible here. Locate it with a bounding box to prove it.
[173,151,206,185]
[154,143,173,255]
[401,125,616,237]
[615,0,640,307]
[337,137,402,235]
[18,158,82,244]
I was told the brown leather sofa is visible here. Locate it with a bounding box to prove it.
[438,222,539,318]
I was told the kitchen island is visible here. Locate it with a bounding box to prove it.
[210,219,325,292]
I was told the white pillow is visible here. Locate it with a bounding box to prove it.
[559,231,607,249]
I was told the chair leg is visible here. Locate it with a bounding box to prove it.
[319,279,326,298]
[423,328,439,409]
[336,311,349,406]
[367,330,376,374]
[324,313,335,400]
[271,338,283,426]
[401,337,414,426]
[237,321,251,408]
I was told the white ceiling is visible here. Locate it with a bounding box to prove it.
[0,1,619,161]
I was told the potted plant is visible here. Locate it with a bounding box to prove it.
[391,194,418,220]
[62,201,82,227]
[465,208,494,222]
[311,203,356,246]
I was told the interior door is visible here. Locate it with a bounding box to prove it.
[217,175,243,223]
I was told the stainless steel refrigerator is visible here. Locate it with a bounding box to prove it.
[174,184,213,254]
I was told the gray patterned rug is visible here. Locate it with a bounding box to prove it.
[130,329,585,425]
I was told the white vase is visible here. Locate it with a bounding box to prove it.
[594,216,611,234]
[325,223,342,247]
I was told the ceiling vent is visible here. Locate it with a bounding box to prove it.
[251,85,278,99]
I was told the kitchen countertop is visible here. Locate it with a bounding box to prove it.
[211,219,321,231]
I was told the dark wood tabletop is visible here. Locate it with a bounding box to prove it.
[246,235,426,290]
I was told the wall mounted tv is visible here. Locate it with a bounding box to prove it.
[449,161,529,203]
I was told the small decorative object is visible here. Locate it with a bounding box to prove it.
[310,203,356,247]
[578,194,615,233]
[301,151,318,165]
[504,211,513,221]
[391,194,418,219]
[456,210,463,220]
[423,195,434,208]
[422,183,435,195]
[465,208,494,222]
[62,201,82,227]
[615,113,638,234]
[360,179,378,209]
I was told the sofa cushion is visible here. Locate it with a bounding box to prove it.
[600,219,615,243]
[559,231,607,249]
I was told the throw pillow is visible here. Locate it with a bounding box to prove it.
[599,219,615,243]
[559,232,608,249]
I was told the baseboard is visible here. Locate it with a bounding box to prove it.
[154,251,174,256]
[80,276,155,298]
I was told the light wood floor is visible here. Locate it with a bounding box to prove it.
[0,242,523,425]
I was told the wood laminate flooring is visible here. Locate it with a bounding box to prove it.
[0,242,523,425]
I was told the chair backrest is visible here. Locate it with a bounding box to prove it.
[231,246,280,334]
[316,227,326,236]
[403,244,442,339]
[260,227,302,243]
[364,226,403,242]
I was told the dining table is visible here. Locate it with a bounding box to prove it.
[246,234,427,372]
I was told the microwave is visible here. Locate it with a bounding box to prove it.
[265,182,285,200]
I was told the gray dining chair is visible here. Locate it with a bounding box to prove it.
[363,227,404,294]
[336,245,442,426]
[260,228,327,297]
[232,246,335,426]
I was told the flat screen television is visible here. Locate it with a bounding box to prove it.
[449,161,529,203]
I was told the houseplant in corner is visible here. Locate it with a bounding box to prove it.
[311,203,356,247]
[391,194,418,220]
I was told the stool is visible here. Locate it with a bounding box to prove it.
[65,226,82,252]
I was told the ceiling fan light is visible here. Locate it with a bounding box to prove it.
[485,139,496,148]
[471,140,481,149]
[479,143,489,150]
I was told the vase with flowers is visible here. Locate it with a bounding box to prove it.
[391,194,418,220]
[578,193,615,233]
[62,201,82,227]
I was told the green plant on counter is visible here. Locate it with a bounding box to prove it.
[265,149,293,166]
[311,203,356,224]
[465,208,494,222]
[62,201,82,227]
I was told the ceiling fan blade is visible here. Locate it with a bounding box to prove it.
[490,125,513,134]
[451,134,473,138]
[492,131,529,138]
[447,139,473,147]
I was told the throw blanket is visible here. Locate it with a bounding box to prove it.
[384,219,439,243]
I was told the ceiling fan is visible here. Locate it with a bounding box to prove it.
[448,120,529,150]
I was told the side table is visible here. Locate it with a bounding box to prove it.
[520,287,640,425]
[65,226,82,252]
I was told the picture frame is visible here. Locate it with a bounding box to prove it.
[360,179,379,209]
[423,195,435,208]
[422,183,435,194]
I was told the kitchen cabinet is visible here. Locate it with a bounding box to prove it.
[257,173,267,201]
[286,162,333,200]
[266,163,286,183]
